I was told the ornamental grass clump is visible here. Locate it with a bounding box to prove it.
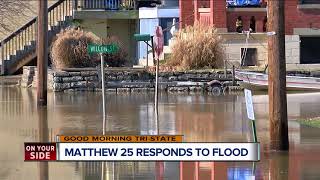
[51,28,99,69]
[167,22,225,70]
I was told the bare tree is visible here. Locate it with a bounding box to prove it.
[0,0,35,38]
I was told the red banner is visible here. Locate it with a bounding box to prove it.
[24,143,56,161]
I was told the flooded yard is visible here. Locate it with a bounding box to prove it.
[0,86,320,179]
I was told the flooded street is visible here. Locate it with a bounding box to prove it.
[1,87,320,180]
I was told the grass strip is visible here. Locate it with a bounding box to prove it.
[298,118,320,128]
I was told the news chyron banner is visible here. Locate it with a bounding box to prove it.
[24,135,260,161]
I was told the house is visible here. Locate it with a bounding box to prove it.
[73,0,179,66]
[179,0,320,69]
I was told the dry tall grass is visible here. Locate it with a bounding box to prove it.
[100,36,128,67]
[51,28,99,69]
[167,22,225,70]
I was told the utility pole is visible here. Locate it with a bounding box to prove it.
[267,0,289,150]
[37,0,48,106]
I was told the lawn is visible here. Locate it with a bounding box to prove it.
[298,118,320,128]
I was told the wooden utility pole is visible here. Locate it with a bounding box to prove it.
[267,0,289,150]
[37,0,48,106]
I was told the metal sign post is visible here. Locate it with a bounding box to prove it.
[100,53,106,135]
[244,88,257,178]
[244,89,257,142]
[153,26,164,135]
[88,43,118,135]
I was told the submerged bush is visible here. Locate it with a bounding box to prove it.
[100,36,128,67]
[167,22,225,70]
[51,28,99,69]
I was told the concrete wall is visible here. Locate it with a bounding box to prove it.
[79,19,138,64]
[285,35,300,64]
[222,34,304,66]
[108,19,138,64]
[222,33,267,67]
[21,67,236,92]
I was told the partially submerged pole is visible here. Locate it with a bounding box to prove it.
[155,57,159,134]
[100,54,107,135]
[100,53,107,180]
[267,0,289,150]
[38,107,48,180]
[37,0,48,106]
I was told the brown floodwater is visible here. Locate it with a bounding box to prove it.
[0,86,320,180]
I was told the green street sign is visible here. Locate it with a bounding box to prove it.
[88,44,118,54]
[134,34,151,41]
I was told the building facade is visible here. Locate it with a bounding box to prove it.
[179,0,320,68]
[138,0,179,65]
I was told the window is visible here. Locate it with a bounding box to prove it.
[160,18,179,46]
[300,37,320,64]
[241,48,257,66]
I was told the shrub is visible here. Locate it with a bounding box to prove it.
[100,36,128,67]
[51,28,99,69]
[167,22,225,70]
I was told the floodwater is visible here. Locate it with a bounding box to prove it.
[1,86,320,180]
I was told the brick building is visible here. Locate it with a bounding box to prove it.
[179,0,320,68]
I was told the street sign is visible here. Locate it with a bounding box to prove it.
[244,89,255,120]
[88,44,118,54]
[134,34,151,41]
[267,31,276,36]
[153,26,164,59]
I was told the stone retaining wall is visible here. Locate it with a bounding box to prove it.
[21,66,236,93]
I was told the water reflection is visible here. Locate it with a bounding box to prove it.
[1,87,320,179]
[37,107,48,180]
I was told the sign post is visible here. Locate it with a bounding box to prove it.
[88,43,118,135]
[153,26,164,135]
[100,54,106,135]
[244,88,257,179]
[244,89,257,142]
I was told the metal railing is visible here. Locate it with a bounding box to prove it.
[0,0,73,75]
[75,0,136,10]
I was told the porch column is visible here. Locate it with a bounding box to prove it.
[180,0,194,28]
[194,0,200,23]
[213,0,227,31]
[256,18,264,32]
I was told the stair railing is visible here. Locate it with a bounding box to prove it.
[0,0,73,75]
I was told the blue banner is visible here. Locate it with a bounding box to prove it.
[227,0,261,6]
